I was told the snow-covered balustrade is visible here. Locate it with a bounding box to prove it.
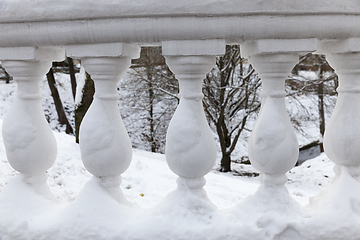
[66,43,140,204]
[0,1,360,239]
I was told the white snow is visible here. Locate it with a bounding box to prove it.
[0,117,341,240]
[1,75,360,239]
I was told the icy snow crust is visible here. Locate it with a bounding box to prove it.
[0,0,359,23]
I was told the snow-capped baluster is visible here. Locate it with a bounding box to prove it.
[319,39,360,178]
[296,38,360,240]
[162,40,225,209]
[0,47,64,199]
[246,52,300,188]
[241,39,318,189]
[66,43,140,204]
[239,39,317,238]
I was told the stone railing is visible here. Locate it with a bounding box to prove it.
[0,1,360,239]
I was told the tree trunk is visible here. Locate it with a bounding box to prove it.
[317,63,325,152]
[75,72,95,143]
[5,70,11,84]
[67,57,77,101]
[220,152,231,172]
[318,82,325,152]
[149,90,156,152]
[1,65,11,83]
[147,67,156,153]
[46,68,74,134]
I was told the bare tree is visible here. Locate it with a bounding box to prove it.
[286,53,338,152]
[120,47,179,153]
[203,45,262,172]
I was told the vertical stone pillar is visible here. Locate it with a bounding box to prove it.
[162,39,225,209]
[0,47,64,198]
[319,38,360,178]
[242,39,317,192]
[239,39,317,238]
[300,38,360,238]
[66,43,140,203]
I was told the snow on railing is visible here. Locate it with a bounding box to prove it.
[0,1,360,239]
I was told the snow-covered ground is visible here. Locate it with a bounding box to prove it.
[0,118,340,240]
[1,75,359,240]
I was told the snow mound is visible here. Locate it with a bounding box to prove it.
[1,117,360,239]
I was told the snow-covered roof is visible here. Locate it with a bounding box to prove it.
[0,0,359,23]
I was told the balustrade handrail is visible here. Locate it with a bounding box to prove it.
[1,1,360,240]
[0,1,359,47]
[1,0,360,21]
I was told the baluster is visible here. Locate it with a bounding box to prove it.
[0,47,64,199]
[162,40,225,210]
[66,43,140,204]
[320,39,360,178]
[301,39,360,238]
[244,54,299,191]
[242,39,317,192]
[0,47,64,237]
[240,39,317,238]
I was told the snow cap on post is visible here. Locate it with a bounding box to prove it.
[162,39,225,56]
[241,38,318,58]
[317,38,360,53]
[66,42,140,59]
[0,46,65,61]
